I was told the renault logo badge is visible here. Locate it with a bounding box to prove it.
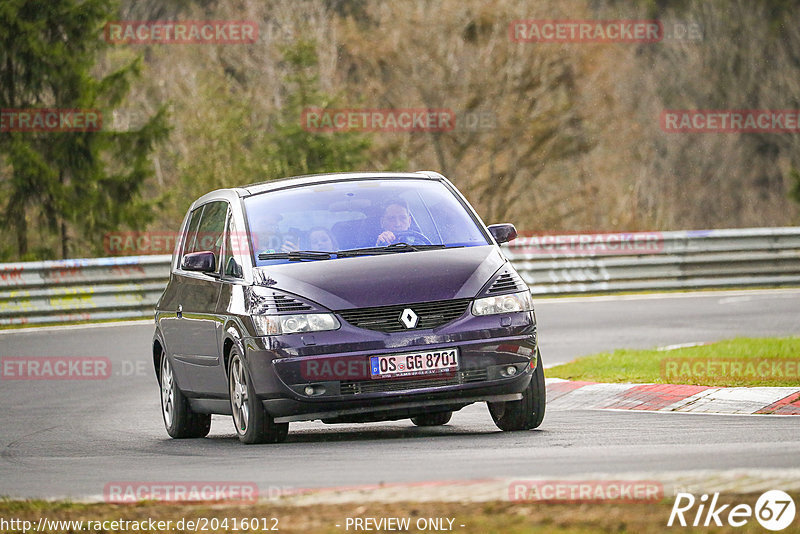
[400,308,418,328]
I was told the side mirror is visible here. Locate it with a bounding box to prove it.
[488,223,518,244]
[181,251,217,273]
[225,256,244,279]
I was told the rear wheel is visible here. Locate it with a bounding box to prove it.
[229,348,288,444]
[411,411,452,426]
[488,349,546,431]
[159,350,211,438]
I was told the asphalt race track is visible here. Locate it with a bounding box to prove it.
[0,288,798,500]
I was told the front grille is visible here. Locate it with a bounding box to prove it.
[338,299,471,332]
[486,271,526,294]
[340,369,488,395]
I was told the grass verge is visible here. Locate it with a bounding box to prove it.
[0,316,152,331]
[1,494,794,533]
[547,336,800,387]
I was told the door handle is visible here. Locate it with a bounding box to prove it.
[177,304,183,319]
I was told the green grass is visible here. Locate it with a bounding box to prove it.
[547,336,800,387]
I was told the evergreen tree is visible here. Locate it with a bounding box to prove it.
[0,0,168,259]
[266,39,371,178]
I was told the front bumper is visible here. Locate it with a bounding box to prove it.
[241,310,537,422]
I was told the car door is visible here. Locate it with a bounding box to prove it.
[167,200,228,393]
[158,205,201,391]
[200,210,248,396]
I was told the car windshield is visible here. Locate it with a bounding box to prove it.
[245,178,489,266]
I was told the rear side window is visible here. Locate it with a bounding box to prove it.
[181,201,229,260]
[180,207,204,258]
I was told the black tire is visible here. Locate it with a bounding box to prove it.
[411,411,453,426]
[228,348,288,444]
[159,350,211,439]
[488,349,546,431]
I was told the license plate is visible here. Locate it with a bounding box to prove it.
[370,348,459,379]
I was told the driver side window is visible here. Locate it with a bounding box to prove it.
[180,201,228,271]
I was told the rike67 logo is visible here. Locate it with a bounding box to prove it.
[669,490,796,531]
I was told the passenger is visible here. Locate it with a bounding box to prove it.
[308,227,338,251]
[279,229,301,253]
[251,213,299,253]
[251,213,283,253]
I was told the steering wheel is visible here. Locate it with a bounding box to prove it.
[392,230,432,246]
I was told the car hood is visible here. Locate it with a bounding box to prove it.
[254,245,506,310]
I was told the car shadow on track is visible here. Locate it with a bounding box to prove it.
[194,425,547,446]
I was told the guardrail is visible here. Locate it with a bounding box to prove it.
[0,255,171,326]
[0,227,798,326]
[505,227,800,295]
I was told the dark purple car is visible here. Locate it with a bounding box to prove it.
[153,171,544,444]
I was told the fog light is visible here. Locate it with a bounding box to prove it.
[506,365,517,376]
[303,385,326,396]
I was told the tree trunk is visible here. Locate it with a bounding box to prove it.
[16,206,28,257]
[60,219,68,259]
[60,170,68,259]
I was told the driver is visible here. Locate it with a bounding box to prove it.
[375,200,412,246]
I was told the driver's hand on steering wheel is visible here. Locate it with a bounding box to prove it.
[375,231,396,246]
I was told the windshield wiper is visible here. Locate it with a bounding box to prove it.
[259,243,454,260]
[258,250,332,261]
[336,242,448,257]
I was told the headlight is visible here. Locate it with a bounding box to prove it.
[471,290,534,316]
[253,313,340,335]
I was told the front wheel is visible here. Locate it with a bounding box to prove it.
[159,351,211,439]
[488,349,546,431]
[228,349,288,444]
[411,411,452,426]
